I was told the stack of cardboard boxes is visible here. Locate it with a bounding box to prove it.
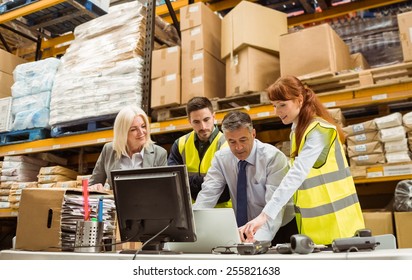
[151,46,181,108]
[222,1,286,97]
[180,2,225,104]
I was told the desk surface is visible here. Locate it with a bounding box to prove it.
[1,248,412,260]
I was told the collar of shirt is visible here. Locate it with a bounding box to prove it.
[120,148,145,169]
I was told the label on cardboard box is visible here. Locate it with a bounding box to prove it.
[189,5,199,13]
[192,76,203,84]
[166,74,177,81]
[190,27,201,36]
[355,144,367,152]
[353,124,366,133]
[193,52,203,61]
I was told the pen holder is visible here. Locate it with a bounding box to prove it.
[74,220,104,253]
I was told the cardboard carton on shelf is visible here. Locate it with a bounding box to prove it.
[362,210,394,236]
[0,49,27,75]
[151,74,181,109]
[221,1,287,59]
[180,1,222,61]
[151,46,181,80]
[181,50,225,104]
[394,212,412,248]
[397,10,412,62]
[225,46,280,97]
[280,23,351,78]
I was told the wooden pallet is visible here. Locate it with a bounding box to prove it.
[0,128,50,145]
[300,61,412,94]
[153,91,270,122]
[152,105,187,122]
[214,91,270,110]
[50,114,116,137]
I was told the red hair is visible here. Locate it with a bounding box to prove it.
[266,75,344,158]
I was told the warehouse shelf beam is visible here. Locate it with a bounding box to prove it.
[0,130,113,157]
[288,0,408,26]
[0,0,67,24]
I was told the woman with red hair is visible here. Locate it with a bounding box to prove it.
[240,76,365,245]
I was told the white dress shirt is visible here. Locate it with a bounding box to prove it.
[193,139,295,241]
[120,149,145,169]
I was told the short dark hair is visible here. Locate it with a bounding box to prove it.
[186,97,214,117]
[221,111,253,133]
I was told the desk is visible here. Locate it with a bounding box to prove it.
[1,248,412,260]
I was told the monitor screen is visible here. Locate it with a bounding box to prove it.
[111,165,196,252]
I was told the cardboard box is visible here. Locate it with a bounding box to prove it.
[280,24,351,78]
[359,70,374,87]
[151,74,181,108]
[16,189,66,251]
[0,97,12,132]
[151,46,181,79]
[15,188,114,251]
[181,23,221,62]
[362,211,394,236]
[180,2,219,32]
[181,50,225,104]
[225,46,280,97]
[350,52,369,70]
[394,212,412,248]
[398,10,412,62]
[0,49,27,74]
[221,1,287,59]
[0,71,14,98]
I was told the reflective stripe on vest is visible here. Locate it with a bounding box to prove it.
[292,119,365,245]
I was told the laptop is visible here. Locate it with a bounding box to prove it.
[166,208,241,253]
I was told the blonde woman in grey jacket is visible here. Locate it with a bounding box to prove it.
[89,105,167,190]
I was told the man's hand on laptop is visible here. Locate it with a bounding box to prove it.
[239,212,269,242]
[238,225,255,242]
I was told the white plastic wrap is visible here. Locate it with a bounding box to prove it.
[394,180,412,212]
[13,58,61,82]
[379,125,406,142]
[50,1,146,126]
[384,138,409,153]
[403,111,412,130]
[11,91,51,116]
[385,151,411,163]
[374,112,403,130]
[12,108,50,131]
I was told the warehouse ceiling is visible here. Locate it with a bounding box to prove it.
[0,0,410,57]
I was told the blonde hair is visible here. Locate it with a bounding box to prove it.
[112,105,154,159]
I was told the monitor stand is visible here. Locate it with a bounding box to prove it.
[119,241,182,255]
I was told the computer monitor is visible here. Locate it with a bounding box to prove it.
[111,165,196,253]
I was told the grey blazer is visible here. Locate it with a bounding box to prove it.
[89,142,168,188]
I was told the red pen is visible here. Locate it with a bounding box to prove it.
[82,179,90,221]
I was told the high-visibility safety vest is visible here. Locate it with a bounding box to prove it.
[291,119,365,245]
[178,131,232,208]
